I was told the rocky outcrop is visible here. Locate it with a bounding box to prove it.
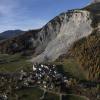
[0,9,93,62]
[0,3,100,63]
[30,10,93,63]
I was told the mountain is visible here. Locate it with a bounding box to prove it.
[0,30,24,41]
[0,29,41,53]
[0,2,99,80]
[69,3,100,80]
[0,36,5,41]
[0,3,99,61]
[0,9,93,56]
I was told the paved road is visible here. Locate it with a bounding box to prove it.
[40,87,90,100]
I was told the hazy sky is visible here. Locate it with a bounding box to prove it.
[0,0,91,32]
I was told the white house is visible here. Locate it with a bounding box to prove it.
[33,65,37,71]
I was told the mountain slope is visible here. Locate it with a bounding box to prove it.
[68,3,100,81]
[0,2,99,81]
[30,10,93,63]
[1,9,93,61]
[0,30,24,40]
[0,36,5,41]
[70,30,100,80]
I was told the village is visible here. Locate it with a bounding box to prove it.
[0,63,100,100]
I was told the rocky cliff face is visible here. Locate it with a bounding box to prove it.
[0,3,99,64]
[30,10,93,63]
[0,9,93,62]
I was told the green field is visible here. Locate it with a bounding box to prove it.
[9,87,59,100]
[53,58,87,80]
[0,53,32,72]
[63,94,88,100]
[9,87,88,100]
[0,54,87,80]
[0,54,88,100]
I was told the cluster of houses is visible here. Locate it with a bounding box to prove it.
[0,94,8,100]
[32,64,70,89]
[18,64,71,90]
[0,64,70,100]
[0,64,100,100]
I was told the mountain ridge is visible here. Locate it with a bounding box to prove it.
[0,30,25,41]
[0,3,99,58]
[0,3,99,80]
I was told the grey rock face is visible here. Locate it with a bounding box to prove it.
[30,10,93,63]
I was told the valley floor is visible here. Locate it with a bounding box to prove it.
[0,53,99,100]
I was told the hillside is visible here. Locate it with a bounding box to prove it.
[0,36,5,41]
[0,10,93,59]
[0,30,24,41]
[0,29,41,54]
[68,3,100,81]
[0,2,100,100]
[69,30,100,81]
[0,3,100,81]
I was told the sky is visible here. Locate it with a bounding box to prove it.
[0,0,91,33]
